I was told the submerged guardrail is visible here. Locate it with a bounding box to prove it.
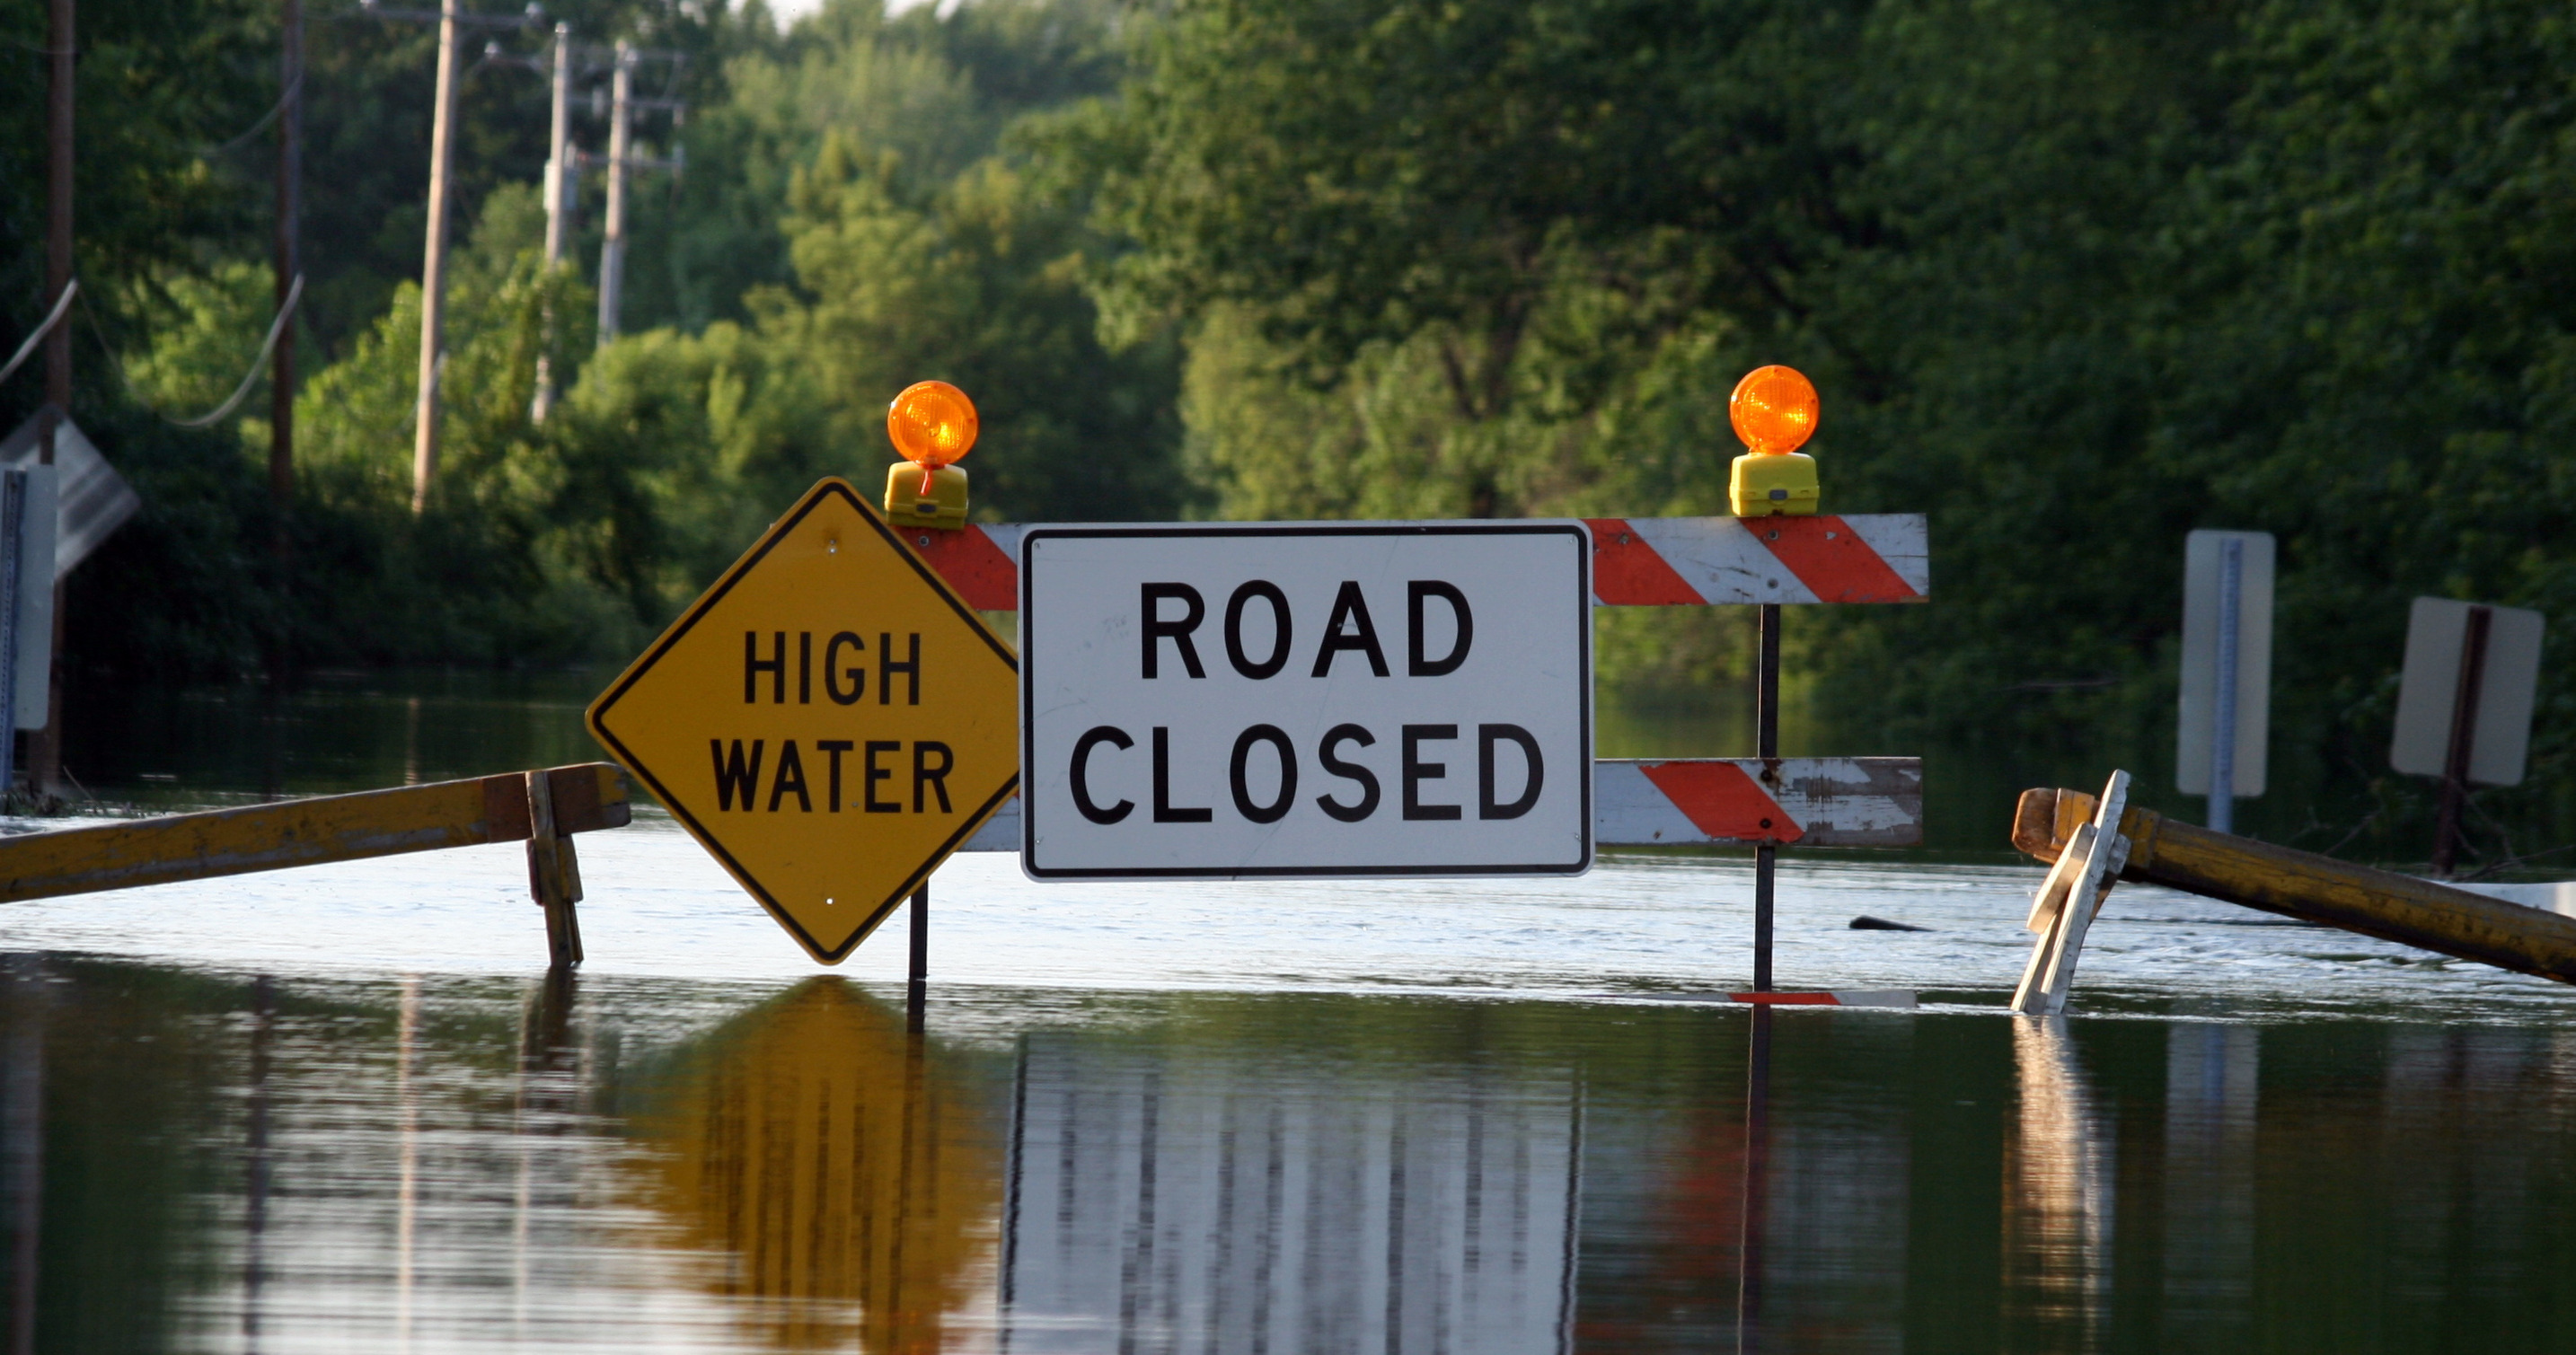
[0,762,630,966]
[2011,780,2576,1005]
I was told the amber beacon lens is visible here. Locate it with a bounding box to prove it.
[1728,365,1819,456]
[887,381,981,468]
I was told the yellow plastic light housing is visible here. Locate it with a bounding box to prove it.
[1729,365,1818,456]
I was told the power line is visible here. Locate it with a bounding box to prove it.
[0,280,78,391]
[75,276,304,429]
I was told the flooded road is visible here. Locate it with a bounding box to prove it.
[5,673,2575,1351]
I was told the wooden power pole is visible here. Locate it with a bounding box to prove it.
[271,0,303,537]
[593,42,683,347]
[595,40,631,346]
[530,21,570,422]
[31,0,75,795]
[410,0,462,515]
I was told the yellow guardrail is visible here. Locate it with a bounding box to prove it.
[0,762,629,966]
[2014,785,2576,987]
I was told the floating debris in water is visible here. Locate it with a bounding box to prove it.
[1849,915,1929,932]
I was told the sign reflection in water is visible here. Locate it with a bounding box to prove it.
[998,1036,1582,1351]
[21,960,2576,1350]
[626,979,1000,1352]
[2163,1023,2257,1344]
[4,961,40,1355]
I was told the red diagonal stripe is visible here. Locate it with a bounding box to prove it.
[1754,516,1918,603]
[1636,761,1804,844]
[905,526,1018,610]
[1585,518,1705,604]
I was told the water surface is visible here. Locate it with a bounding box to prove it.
[7,676,2575,1352]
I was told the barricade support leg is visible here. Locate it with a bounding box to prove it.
[525,770,585,970]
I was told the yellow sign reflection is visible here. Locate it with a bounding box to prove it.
[631,980,998,1351]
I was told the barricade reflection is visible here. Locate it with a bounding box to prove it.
[627,979,1000,1352]
[2004,1017,2113,1354]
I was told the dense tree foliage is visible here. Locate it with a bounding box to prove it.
[1044,0,2576,856]
[5,0,2575,858]
[2,0,1177,675]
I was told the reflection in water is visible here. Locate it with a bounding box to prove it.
[2004,1018,2113,1354]
[396,975,420,1350]
[13,962,2576,1350]
[2163,1024,2256,1349]
[244,975,273,1353]
[515,970,587,1340]
[999,1034,1583,1352]
[628,979,998,1352]
[4,961,40,1355]
[1734,1008,1769,1355]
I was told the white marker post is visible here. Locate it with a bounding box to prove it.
[2178,531,2273,833]
[2390,597,2545,875]
[0,465,59,790]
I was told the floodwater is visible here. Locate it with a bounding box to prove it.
[7,673,2576,1352]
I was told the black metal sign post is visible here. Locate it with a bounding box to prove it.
[2430,604,2493,877]
[1752,603,1782,991]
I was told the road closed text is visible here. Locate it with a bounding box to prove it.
[1020,524,1592,879]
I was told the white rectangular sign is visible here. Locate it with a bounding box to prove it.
[2391,596,2545,786]
[1019,524,1592,878]
[2176,530,2275,796]
[6,466,56,729]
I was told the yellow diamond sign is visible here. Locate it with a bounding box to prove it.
[587,478,1019,963]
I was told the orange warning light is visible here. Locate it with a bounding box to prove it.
[887,380,980,475]
[1729,365,1818,456]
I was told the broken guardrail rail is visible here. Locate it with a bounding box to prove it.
[0,762,629,968]
[2009,774,2576,1012]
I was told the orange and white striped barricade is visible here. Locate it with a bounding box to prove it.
[898,515,1928,611]
[916,515,1930,996]
[959,756,1921,852]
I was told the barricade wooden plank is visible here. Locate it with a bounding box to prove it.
[1592,515,1928,604]
[1601,758,1923,847]
[902,516,1928,610]
[957,758,1922,852]
[900,523,1027,611]
[2013,786,2576,986]
[0,763,630,903]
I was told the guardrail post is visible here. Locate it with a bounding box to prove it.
[525,770,585,969]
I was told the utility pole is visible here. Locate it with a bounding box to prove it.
[361,0,542,512]
[410,0,461,515]
[543,25,571,266]
[531,22,571,421]
[595,41,684,347]
[44,0,72,427]
[31,0,74,795]
[271,0,303,541]
[481,21,586,418]
[595,40,631,347]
